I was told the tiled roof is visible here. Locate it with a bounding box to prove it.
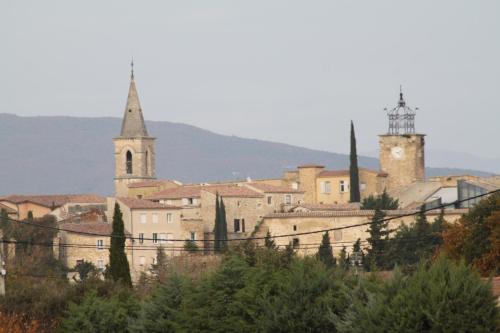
[318,170,350,177]
[202,185,263,198]
[148,184,264,199]
[60,222,113,236]
[265,208,469,219]
[0,203,16,214]
[117,197,179,210]
[245,183,304,194]
[293,203,359,211]
[1,194,105,208]
[127,180,180,188]
[317,168,386,178]
[147,186,204,200]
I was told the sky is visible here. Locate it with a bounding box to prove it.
[2,0,499,160]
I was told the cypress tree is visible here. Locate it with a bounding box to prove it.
[220,197,228,251]
[349,121,361,203]
[108,203,132,287]
[317,231,336,268]
[213,193,221,252]
[339,245,349,270]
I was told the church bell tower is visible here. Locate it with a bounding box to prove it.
[113,63,156,197]
[379,88,425,192]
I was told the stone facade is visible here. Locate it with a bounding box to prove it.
[379,134,425,192]
[259,209,466,257]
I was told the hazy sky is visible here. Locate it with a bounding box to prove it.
[2,0,499,159]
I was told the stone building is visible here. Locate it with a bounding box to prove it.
[0,194,105,220]
[114,69,156,197]
[57,222,129,271]
[259,208,467,257]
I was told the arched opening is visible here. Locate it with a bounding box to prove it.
[145,150,149,176]
[126,150,133,174]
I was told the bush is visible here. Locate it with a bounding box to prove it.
[339,257,499,332]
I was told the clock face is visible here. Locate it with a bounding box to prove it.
[391,146,404,160]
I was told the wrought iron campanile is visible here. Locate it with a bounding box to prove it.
[384,86,418,135]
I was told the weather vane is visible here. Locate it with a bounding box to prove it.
[130,58,134,79]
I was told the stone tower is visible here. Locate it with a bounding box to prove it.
[379,89,425,192]
[114,66,156,197]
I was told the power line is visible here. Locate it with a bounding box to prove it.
[1,189,498,243]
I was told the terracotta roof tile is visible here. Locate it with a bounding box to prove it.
[2,194,105,208]
[265,208,469,218]
[245,183,304,194]
[60,222,113,236]
[202,185,263,198]
[297,164,325,169]
[293,203,359,211]
[127,180,181,188]
[318,170,350,177]
[118,197,179,210]
[147,186,204,200]
[0,203,16,214]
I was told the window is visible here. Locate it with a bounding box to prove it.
[140,213,147,224]
[292,182,299,190]
[241,219,245,233]
[126,151,133,174]
[97,259,104,270]
[139,256,145,266]
[187,198,194,205]
[138,233,144,244]
[293,225,297,231]
[285,194,292,205]
[96,239,104,250]
[339,180,349,193]
[334,230,342,242]
[321,181,331,193]
[152,233,158,244]
[292,238,300,249]
[152,213,158,224]
[190,232,196,241]
[234,219,241,233]
[360,183,367,191]
[137,194,143,199]
[159,233,167,244]
[267,196,272,205]
[237,201,241,207]
[167,233,174,244]
[166,213,172,223]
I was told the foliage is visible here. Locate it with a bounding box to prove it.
[149,246,168,283]
[349,121,360,203]
[75,261,99,281]
[213,193,228,253]
[58,289,138,333]
[339,246,349,270]
[317,231,336,268]
[183,239,199,253]
[360,189,399,210]
[108,203,132,287]
[442,192,500,275]
[339,257,499,333]
[264,230,277,250]
[364,208,388,270]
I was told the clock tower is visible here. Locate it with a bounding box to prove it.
[379,88,425,192]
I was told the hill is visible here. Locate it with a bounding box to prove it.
[0,114,493,195]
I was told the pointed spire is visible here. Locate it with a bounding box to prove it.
[120,64,149,137]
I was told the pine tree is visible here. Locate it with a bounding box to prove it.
[108,203,132,287]
[264,230,276,250]
[361,189,399,210]
[349,121,361,203]
[365,208,388,270]
[317,231,336,268]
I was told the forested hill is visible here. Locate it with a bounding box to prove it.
[0,114,493,195]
